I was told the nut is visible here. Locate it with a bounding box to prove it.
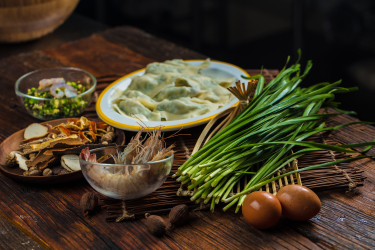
[80,192,98,216]
[43,168,52,176]
[23,171,30,176]
[145,214,167,237]
[169,204,189,226]
[28,166,37,172]
[29,170,41,176]
[59,169,69,175]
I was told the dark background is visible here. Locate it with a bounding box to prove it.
[75,0,375,123]
[2,0,375,122]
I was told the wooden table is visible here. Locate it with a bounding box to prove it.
[0,26,375,250]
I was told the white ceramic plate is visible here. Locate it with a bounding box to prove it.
[96,60,249,132]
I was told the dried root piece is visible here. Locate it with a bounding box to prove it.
[115,201,135,222]
[15,153,28,171]
[61,155,80,171]
[23,123,48,141]
[100,132,115,144]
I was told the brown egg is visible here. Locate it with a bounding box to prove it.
[276,185,321,221]
[242,191,282,229]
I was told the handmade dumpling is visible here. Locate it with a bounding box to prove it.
[122,90,159,109]
[110,59,236,122]
[155,98,218,121]
[127,73,179,97]
[153,87,200,101]
[113,98,161,121]
[145,59,210,75]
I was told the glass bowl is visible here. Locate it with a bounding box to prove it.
[15,67,96,120]
[79,146,174,200]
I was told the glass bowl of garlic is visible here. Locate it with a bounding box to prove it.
[79,145,174,200]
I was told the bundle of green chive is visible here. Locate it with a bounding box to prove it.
[174,53,375,213]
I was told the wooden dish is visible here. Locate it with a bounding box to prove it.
[0,118,125,184]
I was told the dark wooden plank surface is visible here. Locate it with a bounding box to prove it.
[0,25,374,250]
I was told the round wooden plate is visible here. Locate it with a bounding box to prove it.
[0,118,125,184]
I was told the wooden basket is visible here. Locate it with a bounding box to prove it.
[0,0,79,43]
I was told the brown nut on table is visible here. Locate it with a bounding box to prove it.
[80,192,98,216]
[29,170,41,176]
[43,168,52,176]
[145,214,167,237]
[169,204,189,226]
[23,171,30,176]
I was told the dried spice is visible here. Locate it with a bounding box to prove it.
[100,132,115,144]
[6,117,116,177]
[80,192,98,216]
[43,168,52,176]
[29,170,41,176]
[169,204,189,226]
[145,214,167,237]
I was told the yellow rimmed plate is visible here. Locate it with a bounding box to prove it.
[96,60,249,132]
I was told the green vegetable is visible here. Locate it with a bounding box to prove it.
[23,80,88,119]
[174,53,375,212]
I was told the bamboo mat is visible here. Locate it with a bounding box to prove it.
[82,71,365,220]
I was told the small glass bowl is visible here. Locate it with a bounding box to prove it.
[79,146,174,200]
[15,67,96,120]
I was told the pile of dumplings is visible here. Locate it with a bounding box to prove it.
[111,59,235,121]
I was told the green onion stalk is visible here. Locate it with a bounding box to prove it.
[173,53,375,212]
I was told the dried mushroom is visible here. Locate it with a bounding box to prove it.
[5,151,21,168]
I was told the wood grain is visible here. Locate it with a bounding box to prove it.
[0,25,374,249]
[0,213,44,250]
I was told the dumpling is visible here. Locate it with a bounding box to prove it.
[110,59,236,122]
[145,59,210,75]
[112,98,161,121]
[154,98,218,121]
[127,73,179,97]
[153,87,200,101]
[122,90,159,109]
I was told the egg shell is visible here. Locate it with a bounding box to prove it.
[242,191,282,229]
[276,185,321,221]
